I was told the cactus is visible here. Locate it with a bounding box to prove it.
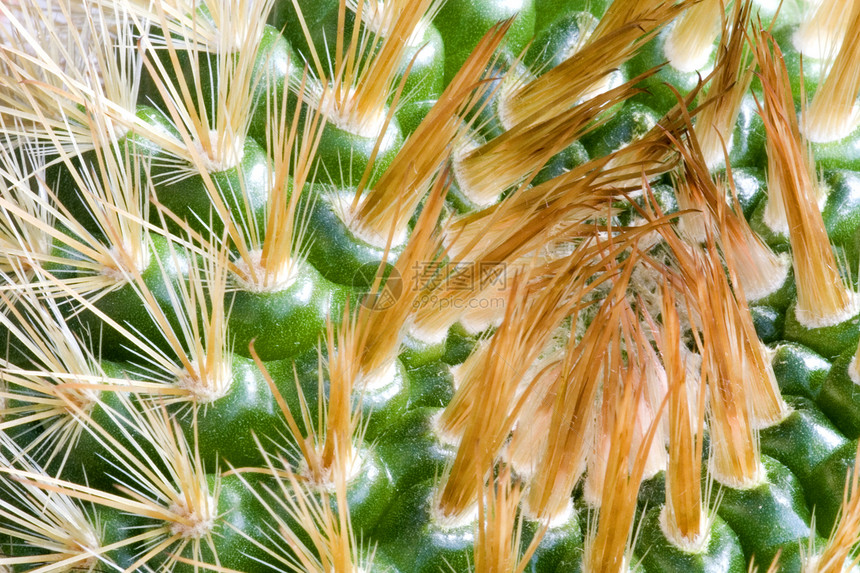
[4,0,860,571]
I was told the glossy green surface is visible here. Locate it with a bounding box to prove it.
[522,516,584,573]
[759,395,848,484]
[314,117,404,188]
[818,350,860,439]
[772,342,831,401]
[247,25,301,147]
[783,302,860,361]
[713,456,813,566]
[821,170,860,269]
[434,0,536,84]
[580,101,659,159]
[635,508,745,573]
[153,137,271,238]
[227,261,346,361]
[180,353,283,468]
[302,189,400,287]
[168,474,272,573]
[67,234,188,361]
[805,439,860,537]
[375,483,474,573]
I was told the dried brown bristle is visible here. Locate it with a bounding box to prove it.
[804,0,860,142]
[436,276,528,519]
[455,69,657,206]
[695,0,754,168]
[678,240,762,488]
[794,0,854,59]
[350,20,511,244]
[672,120,789,302]
[525,255,637,522]
[657,282,707,549]
[502,1,685,128]
[505,360,563,477]
[665,0,723,73]
[754,29,859,328]
[356,170,449,381]
[474,467,545,573]
[583,305,665,573]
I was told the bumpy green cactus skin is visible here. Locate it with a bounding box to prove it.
[5,0,860,572]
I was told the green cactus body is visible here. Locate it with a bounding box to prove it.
[7,0,860,572]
